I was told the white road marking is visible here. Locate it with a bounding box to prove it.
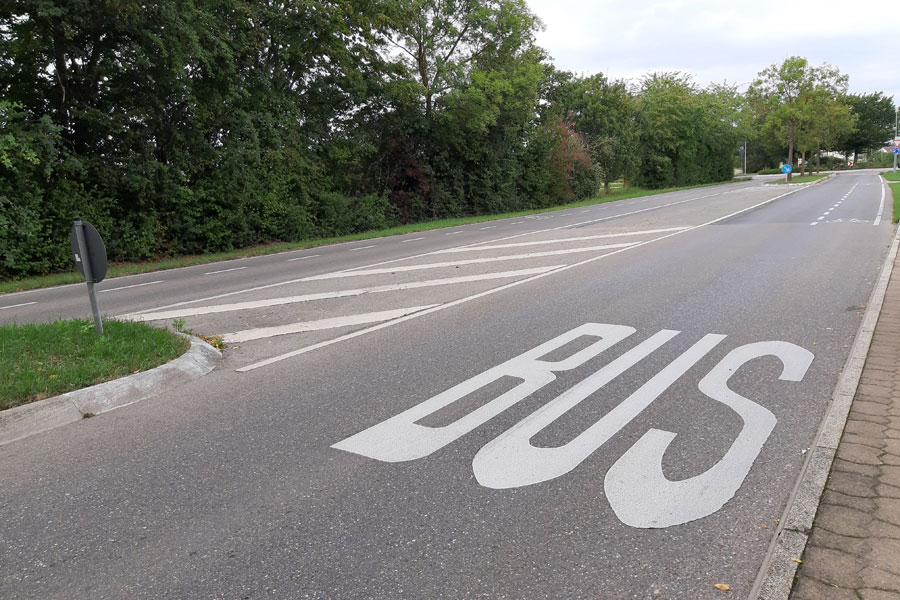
[401,237,425,243]
[222,305,438,343]
[120,267,562,321]
[0,301,37,310]
[349,245,376,252]
[335,323,813,527]
[430,227,688,254]
[204,266,247,275]
[479,226,497,230]
[301,243,638,281]
[287,254,319,262]
[237,186,807,372]
[445,231,463,236]
[98,281,163,293]
[606,340,812,528]
[810,222,819,226]
[817,217,824,220]
[875,180,885,226]
[511,221,525,225]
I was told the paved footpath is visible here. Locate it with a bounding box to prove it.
[792,247,900,599]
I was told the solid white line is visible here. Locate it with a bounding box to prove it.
[238,186,806,372]
[430,227,689,254]
[0,301,37,310]
[286,254,319,262]
[401,237,425,243]
[98,281,163,293]
[120,267,563,321]
[222,305,439,343]
[349,245,376,252]
[301,243,638,281]
[204,266,247,275]
[875,180,885,226]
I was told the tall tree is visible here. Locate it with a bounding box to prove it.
[843,92,896,164]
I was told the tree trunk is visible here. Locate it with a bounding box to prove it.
[787,126,794,183]
[852,149,858,167]
[604,180,610,195]
[800,151,806,176]
[816,150,821,173]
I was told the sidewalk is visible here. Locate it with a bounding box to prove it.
[791,247,900,598]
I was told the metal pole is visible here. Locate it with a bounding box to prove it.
[893,107,898,173]
[73,217,103,336]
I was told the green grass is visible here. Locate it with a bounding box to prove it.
[0,319,190,410]
[766,174,828,185]
[884,172,900,223]
[0,178,751,295]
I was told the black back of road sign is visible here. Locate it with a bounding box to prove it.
[70,219,108,283]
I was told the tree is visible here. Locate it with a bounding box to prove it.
[748,57,847,181]
[843,92,896,164]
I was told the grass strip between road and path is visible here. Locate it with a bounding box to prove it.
[765,174,829,185]
[1,178,754,295]
[884,171,900,223]
[0,319,190,411]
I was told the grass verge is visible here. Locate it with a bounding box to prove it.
[0,319,190,410]
[884,172,900,223]
[766,174,828,185]
[1,178,751,295]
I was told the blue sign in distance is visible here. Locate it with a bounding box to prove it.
[893,147,899,155]
[781,164,792,174]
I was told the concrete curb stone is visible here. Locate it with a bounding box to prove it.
[0,335,221,446]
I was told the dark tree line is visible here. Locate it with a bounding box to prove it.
[3,3,875,280]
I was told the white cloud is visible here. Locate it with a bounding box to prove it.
[527,0,899,101]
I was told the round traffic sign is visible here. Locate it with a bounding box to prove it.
[781,164,792,174]
[70,219,108,283]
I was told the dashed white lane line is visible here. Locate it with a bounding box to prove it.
[0,301,37,310]
[120,267,562,321]
[511,221,525,225]
[204,267,247,275]
[810,222,819,226]
[479,226,497,230]
[302,243,638,281]
[401,237,425,243]
[430,227,688,254]
[237,186,808,372]
[98,281,163,293]
[221,305,439,343]
[445,231,463,236]
[349,245,377,252]
[287,254,320,262]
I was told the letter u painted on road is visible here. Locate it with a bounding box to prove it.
[332,324,814,528]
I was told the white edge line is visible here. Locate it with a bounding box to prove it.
[874,177,885,226]
[98,280,163,293]
[750,218,900,600]
[0,301,37,310]
[236,186,805,372]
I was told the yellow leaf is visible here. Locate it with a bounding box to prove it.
[791,558,803,564]
[761,523,767,528]
[714,584,731,591]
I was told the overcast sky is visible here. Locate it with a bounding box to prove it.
[526,0,899,105]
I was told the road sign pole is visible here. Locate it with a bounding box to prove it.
[893,107,898,172]
[73,218,103,336]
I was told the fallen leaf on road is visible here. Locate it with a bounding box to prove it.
[761,523,767,528]
[714,583,731,591]
[791,558,803,564]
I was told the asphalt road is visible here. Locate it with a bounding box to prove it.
[0,172,895,599]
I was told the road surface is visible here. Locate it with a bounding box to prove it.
[0,172,894,598]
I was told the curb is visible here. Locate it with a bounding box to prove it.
[750,180,900,599]
[0,335,221,447]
